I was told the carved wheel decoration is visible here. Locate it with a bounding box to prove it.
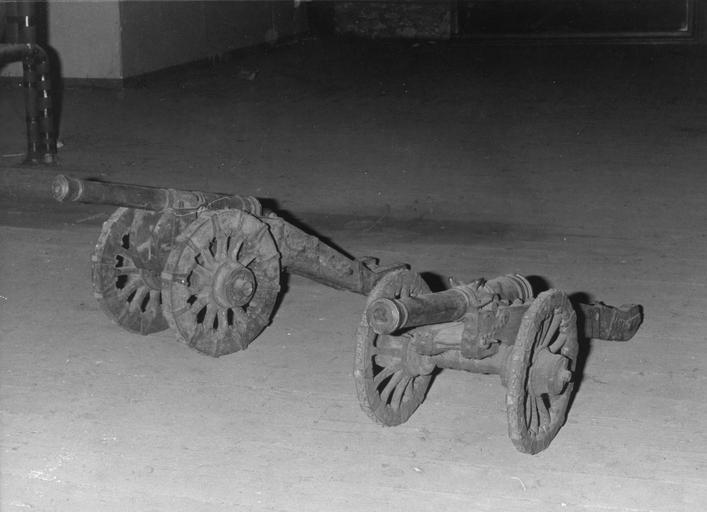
[354,269,435,426]
[91,207,184,334]
[506,289,579,454]
[161,210,280,357]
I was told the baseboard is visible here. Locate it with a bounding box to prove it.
[1,35,304,90]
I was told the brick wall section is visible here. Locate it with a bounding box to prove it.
[331,2,452,39]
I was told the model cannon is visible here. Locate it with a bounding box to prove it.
[355,269,642,454]
[52,174,643,454]
[52,174,404,357]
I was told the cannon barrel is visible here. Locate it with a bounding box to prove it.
[51,174,261,214]
[367,274,533,334]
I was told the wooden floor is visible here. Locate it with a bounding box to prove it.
[1,40,706,511]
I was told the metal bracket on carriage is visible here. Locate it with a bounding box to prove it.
[460,302,531,360]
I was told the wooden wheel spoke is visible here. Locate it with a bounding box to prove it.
[228,238,244,261]
[549,332,567,353]
[536,317,549,348]
[404,376,417,401]
[128,286,149,313]
[117,278,139,299]
[202,242,217,268]
[390,375,412,412]
[210,215,226,258]
[113,247,135,263]
[215,235,228,262]
[147,290,161,312]
[187,238,215,269]
[202,305,217,330]
[189,264,212,292]
[380,370,405,404]
[524,387,533,430]
[238,243,258,267]
[371,345,400,357]
[176,297,206,320]
[113,265,140,276]
[241,254,257,268]
[536,395,551,431]
[129,209,146,236]
[216,309,229,337]
[372,365,397,388]
[541,313,562,348]
[529,393,540,433]
[231,307,249,328]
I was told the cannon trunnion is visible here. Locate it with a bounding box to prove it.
[53,174,643,455]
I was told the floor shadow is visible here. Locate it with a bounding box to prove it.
[268,270,290,324]
[525,274,552,295]
[273,207,356,260]
[566,291,594,409]
[419,271,448,292]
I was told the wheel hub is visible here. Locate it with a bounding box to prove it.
[530,348,572,396]
[212,262,256,308]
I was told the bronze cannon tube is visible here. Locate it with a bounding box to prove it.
[367,274,533,334]
[51,174,261,214]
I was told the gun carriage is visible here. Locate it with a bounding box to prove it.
[53,174,642,454]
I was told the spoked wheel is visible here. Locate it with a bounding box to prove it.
[92,207,184,334]
[506,289,579,454]
[161,209,280,357]
[354,269,435,426]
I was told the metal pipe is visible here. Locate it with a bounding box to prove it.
[19,0,55,164]
[1,1,57,164]
[17,0,37,45]
[0,43,44,62]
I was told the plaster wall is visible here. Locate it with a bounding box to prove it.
[119,1,308,78]
[1,0,122,80]
[2,1,307,81]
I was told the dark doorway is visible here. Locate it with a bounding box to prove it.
[456,0,695,39]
